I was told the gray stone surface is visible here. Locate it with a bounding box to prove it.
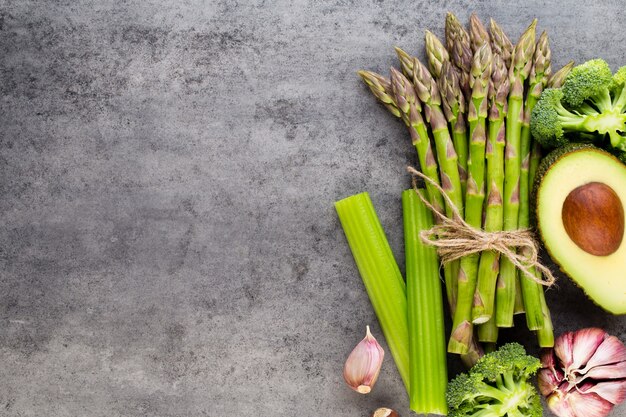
[1,1,625,416]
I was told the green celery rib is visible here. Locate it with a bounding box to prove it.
[335,192,410,391]
[403,189,447,415]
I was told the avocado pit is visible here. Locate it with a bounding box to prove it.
[561,182,624,256]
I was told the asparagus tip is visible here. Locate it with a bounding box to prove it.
[394,45,406,55]
[389,66,402,78]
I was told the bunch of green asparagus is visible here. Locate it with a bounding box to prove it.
[359,13,573,357]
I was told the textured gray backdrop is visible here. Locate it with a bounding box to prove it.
[1,1,625,416]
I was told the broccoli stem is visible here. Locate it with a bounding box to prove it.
[477,380,509,403]
[474,409,504,417]
[335,193,410,391]
[449,44,492,354]
[497,20,537,328]
[403,189,448,415]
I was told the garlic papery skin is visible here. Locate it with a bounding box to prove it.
[371,407,399,417]
[538,328,626,417]
[343,325,384,394]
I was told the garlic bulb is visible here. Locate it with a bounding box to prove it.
[538,328,626,417]
[343,325,384,394]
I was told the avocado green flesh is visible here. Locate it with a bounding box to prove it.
[537,148,626,314]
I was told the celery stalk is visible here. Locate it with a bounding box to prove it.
[335,192,410,391]
[403,189,448,415]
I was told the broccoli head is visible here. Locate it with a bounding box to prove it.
[446,343,542,417]
[530,59,626,153]
[561,59,613,108]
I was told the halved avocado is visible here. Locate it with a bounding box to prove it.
[535,144,626,314]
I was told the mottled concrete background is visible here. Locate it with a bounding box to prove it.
[1,1,625,416]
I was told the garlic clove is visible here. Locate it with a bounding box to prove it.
[581,335,626,373]
[548,388,615,417]
[555,331,575,370]
[580,360,626,382]
[566,391,613,417]
[538,367,561,396]
[343,325,384,394]
[570,328,606,371]
[547,391,577,417]
[580,380,626,405]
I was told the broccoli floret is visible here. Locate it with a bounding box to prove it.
[561,59,613,108]
[530,59,626,153]
[530,89,570,149]
[446,343,542,417]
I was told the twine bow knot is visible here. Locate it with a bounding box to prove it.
[407,166,555,287]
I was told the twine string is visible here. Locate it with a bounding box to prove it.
[407,166,555,287]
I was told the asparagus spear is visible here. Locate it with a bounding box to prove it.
[514,274,526,315]
[519,31,551,235]
[396,47,416,80]
[547,60,575,89]
[469,13,490,53]
[445,12,472,101]
[489,18,514,69]
[518,31,551,330]
[449,44,492,354]
[528,61,574,183]
[526,62,574,347]
[473,53,509,324]
[425,30,449,79]
[412,56,465,312]
[358,70,445,214]
[537,287,555,348]
[396,52,463,221]
[357,70,401,117]
[389,68,445,215]
[437,59,469,197]
[478,315,499,344]
[358,68,460,311]
[367,62,456,312]
[496,20,537,328]
[389,69,464,316]
[427,31,469,194]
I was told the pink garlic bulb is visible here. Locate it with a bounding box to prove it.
[343,326,384,394]
[538,328,626,417]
